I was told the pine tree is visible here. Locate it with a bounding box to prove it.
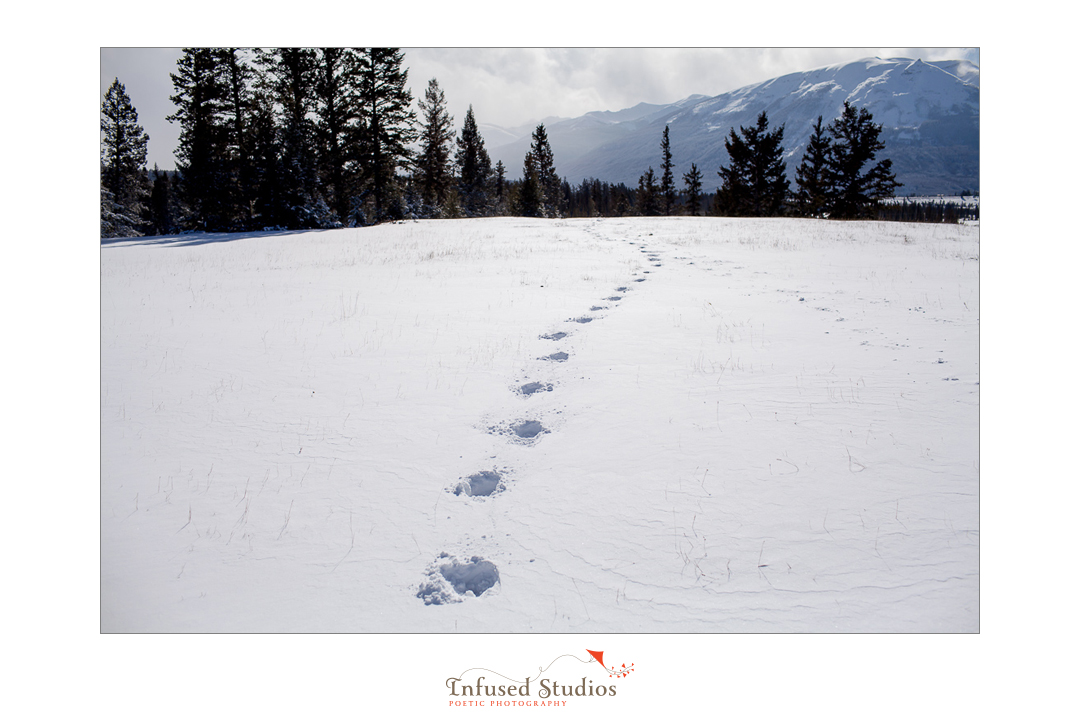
[314,47,364,224]
[100,78,150,237]
[455,105,493,216]
[682,163,703,216]
[637,167,660,216]
[716,111,789,217]
[825,102,901,219]
[255,47,328,228]
[169,48,233,230]
[415,77,455,214]
[358,48,418,222]
[793,115,832,218]
[659,126,676,215]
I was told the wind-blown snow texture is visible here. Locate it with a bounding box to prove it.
[101,218,979,632]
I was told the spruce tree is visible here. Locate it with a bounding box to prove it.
[716,111,789,217]
[415,77,455,214]
[659,126,676,215]
[527,124,560,217]
[100,78,150,236]
[637,167,660,216]
[517,151,545,217]
[824,102,900,219]
[493,160,507,214]
[358,48,418,222]
[682,163,703,216]
[794,115,832,218]
[455,106,493,216]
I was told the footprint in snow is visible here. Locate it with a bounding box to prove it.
[540,331,567,341]
[606,296,622,302]
[453,469,504,497]
[518,381,553,396]
[417,554,500,605]
[488,419,548,445]
[540,351,569,362]
[569,316,593,324]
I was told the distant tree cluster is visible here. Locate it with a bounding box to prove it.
[631,102,902,221]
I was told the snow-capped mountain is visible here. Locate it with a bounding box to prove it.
[486,58,979,196]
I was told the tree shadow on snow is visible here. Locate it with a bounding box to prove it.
[101,228,336,249]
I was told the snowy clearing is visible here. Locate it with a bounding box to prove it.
[101,217,978,632]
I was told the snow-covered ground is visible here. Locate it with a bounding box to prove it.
[101,216,978,632]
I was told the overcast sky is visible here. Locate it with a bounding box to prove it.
[100,47,979,171]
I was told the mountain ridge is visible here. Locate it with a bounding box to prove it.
[485,57,979,195]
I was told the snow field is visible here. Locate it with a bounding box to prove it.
[101,216,978,632]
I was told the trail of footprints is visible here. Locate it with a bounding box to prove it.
[416,235,664,605]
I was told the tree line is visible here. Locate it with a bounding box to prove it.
[101,48,956,238]
[630,104,903,220]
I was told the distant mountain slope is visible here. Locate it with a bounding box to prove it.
[487,57,979,196]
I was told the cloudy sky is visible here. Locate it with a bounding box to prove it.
[101,47,979,171]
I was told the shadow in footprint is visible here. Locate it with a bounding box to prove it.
[540,351,569,362]
[417,555,500,605]
[453,470,503,497]
[540,331,567,341]
[519,381,554,396]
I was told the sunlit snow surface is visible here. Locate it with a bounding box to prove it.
[101,217,979,632]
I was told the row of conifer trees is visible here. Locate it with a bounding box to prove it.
[102,48,954,238]
[100,47,571,237]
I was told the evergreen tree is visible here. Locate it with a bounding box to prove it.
[793,115,832,218]
[169,48,232,230]
[525,124,560,217]
[455,105,493,216]
[216,48,256,229]
[637,167,660,216]
[682,163,703,216]
[493,160,507,214]
[517,151,545,217]
[415,77,455,213]
[715,111,789,217]
[314,47,364,224]
[824,102,901,219]
[100,78,150,236]
[255,47,329,228]
[358,48,418,222]
[659,126,676,215]
[148,166,176,235]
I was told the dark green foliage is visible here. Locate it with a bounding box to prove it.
[528,124,561,217]
[823,102,901,219]
[255,48,330,229]
[455,106,493,216]
[659,126,676,215]
[168,48,233,230]
[516,150,545,217]
[682,163,703,216]
[100,78,150,237]
[148,167,177,235]
[793,116,832,218]
[715,111,789,217]
[415,77,455,213]
[636,167,660,216]
[358,48,418,222]
[313,48,364,224]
